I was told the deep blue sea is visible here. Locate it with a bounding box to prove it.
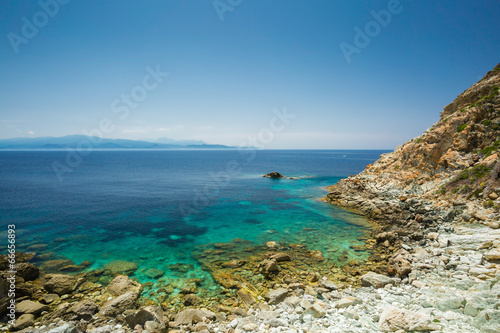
[0,149,387,287]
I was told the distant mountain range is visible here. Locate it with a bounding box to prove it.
[0,135,232,149]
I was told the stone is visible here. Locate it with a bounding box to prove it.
[16,300,49,315]
[264,288,288,305]
[379,306,439,332]
[304,303,326,318]
[174,309,216,325]
[126,305,165,332]
[230,307,247,316]
[103,260,138,275]
[41,294,60,304]
[436,296,464,311]
[319,279,338,290]
[237,288,256,307]
[144,268,164,279]
[269,252,291,262]
[267,318,288,327]
[183,293,201,306]
[360,272,394,288]
[242,322,259,331]
[10,313,35,331]
[106,275,143,296]
[15,263,40,281]
[98,291,139,317]
[68,299,99,320]
[266,241,278,248]
[258,259,279,277]
[335,297,362,309]
[43,274,83,296]
[473,310,500,332]
[484,249,500,261]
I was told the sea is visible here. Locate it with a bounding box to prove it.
[0,149,387,292]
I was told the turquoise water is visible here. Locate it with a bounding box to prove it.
[0,150,387,289]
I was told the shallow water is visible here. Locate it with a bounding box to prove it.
[0,149,387,288]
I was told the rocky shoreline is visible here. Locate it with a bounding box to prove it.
[2,64,500,332]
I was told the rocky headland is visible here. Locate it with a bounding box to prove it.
[2,64,500,332]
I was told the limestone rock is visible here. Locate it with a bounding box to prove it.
[264,288,288,305]
[379,306,439,332]
[174,309,216,326]
[360,272,394,288]
[335,297,362,309]
[98,291,139,317]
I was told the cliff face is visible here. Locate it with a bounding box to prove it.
[326,64,500,228]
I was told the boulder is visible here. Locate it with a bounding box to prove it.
[10,313,35,331]
[43,274,83,296]
[379,306,439,332]
[258,259,279,277]
[335,297,362,309]
[237,288,256,307]
[484,249,500,262]
[125,305,166,332]
[144,268,164,279]
[16,300,49,316]
[319,279,338,290]
[103,260,138,275]
[41,294,60,304]
[106,275,142,296]
[15,263,40,281]
[270,253,291,262]
[68,299,98,320]
[360,272,394,288]
[98,291,139,317]
[173,309,216,325]
[264,288,288,305]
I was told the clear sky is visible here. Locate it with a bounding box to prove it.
[1,0,499,149]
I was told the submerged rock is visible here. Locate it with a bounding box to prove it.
[103,260,138,275]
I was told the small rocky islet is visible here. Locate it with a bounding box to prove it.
[2,64,500,332]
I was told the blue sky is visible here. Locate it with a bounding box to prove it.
[1,0,499,149]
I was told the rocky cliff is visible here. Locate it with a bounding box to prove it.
[327,64,500,232]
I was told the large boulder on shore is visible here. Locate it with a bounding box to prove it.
[360,272,394,289]
[106,275,142,296]
[173,308,216,326]
[98,291,139,317]
[43,274,83,296]
[125,305,166,332]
